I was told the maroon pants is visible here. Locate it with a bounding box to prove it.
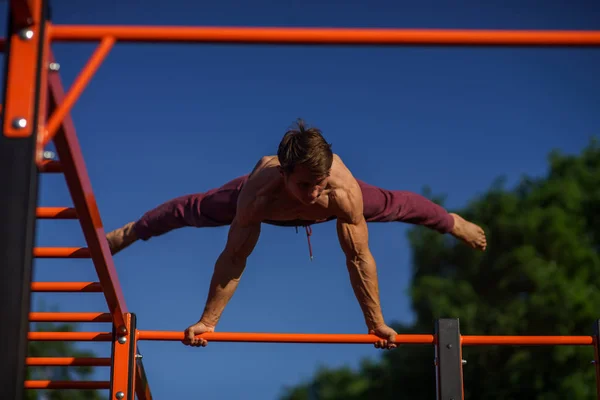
[133,175,454,241]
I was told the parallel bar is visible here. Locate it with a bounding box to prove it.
[29,312,111,322]
[461,335,594,346]
[28,331,112,341]
[0,2,47,400]
[42,36,115,146]
[47,50,129,333]
[25,380,110,389]
[50,25,600,46]
[26,357,111,366]
[36,206,77,219]
[38,159,61,172]
[34,247,90,258]
[137,330,435,344]
[31,281,102,292]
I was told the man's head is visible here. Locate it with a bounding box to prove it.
[277,119,333,205]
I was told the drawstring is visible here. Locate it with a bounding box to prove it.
[296,224,314,261]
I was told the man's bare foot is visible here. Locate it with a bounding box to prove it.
[450,213,487,251]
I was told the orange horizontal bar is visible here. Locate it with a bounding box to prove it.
[137,330,435,344]
[26,357,111,366]
[38,160,62,172]
[25,380,110,390]
[31,281,102,292]
[36,207,77,219]
[29,312,112,322]
[462,335,594,346]
[34,247,90,258]
[49,25,600,46]
[28,332,112,341]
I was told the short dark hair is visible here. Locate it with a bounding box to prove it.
[277,119,333,177]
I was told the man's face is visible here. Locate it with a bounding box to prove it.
[281,164,329,205]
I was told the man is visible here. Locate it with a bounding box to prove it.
[106,120,487,350]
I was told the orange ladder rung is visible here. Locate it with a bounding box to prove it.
[26,357,111,366]
[34,247,90,258]
[24,380,110,390]
[36,207,77,219]
[29,312,112,322]
[31,281,103,292]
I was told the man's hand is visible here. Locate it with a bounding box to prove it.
[182,321,214,347]
[370,323,398,350]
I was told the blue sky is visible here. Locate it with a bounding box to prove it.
[3,0,599,398]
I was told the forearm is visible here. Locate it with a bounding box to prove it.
[199,250,246,327]
[346,252,385,330]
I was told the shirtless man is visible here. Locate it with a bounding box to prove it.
[106,120,487,350]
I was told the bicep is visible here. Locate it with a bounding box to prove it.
[224,216,261,262]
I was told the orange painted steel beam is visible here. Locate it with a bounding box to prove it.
[31,281,102,292]
[34,247,90,258]
[112,313,135,397]
[2,0,44,137]
[38,159,62,172]
[10,0,35,30]
[49,25,600,46]
[28,331,112,341]
[47,49,129,333]
[135,352,153,400]
[462,335,594,346]
[36,207,77,219]
[29,312,112,322]
[24,380,110,390]
[42,36,115,147]
[26,357,111,366]
[137,330,435,344]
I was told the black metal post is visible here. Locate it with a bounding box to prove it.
[435,318,464,400]
[0,1,48,399]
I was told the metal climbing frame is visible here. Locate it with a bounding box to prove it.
[1,0,599,399]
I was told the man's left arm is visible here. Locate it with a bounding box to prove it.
[334,188,398,349]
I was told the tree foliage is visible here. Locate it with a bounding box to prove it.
[280,139,600,399]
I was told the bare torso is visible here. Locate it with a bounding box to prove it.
[238,154,360,225]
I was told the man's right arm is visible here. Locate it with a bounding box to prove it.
[198,204,262,329]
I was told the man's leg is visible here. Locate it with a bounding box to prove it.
[106,175,248,254]
[357,179,487,250]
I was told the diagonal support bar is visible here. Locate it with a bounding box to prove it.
[46,49,129,333]
[42,36,114,147]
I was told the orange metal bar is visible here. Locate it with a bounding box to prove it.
[137,330,435,344]
[25,380,110,389]
[29,312,111,322]
[49,25,600,46]
[461,335,594,346]
[31,281,102,292]
[47,49,129,333]
[42,36,115,147]
[135,352,153,400]
[28,331,112,341]
[2,0,44,137]
[38,159,62,172]
[111,313,135,398]
[34,247,90,258]
[26,357,111,366]
[36,206,77,219]
[34,19,50,165]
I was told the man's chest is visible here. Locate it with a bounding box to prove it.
[259,196,334,222]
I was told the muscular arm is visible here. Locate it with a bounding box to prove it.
[335,187,386,331]
[199,198,262,328]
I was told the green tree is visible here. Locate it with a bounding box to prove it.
[26,304,107,400]
[280,139,600,400]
